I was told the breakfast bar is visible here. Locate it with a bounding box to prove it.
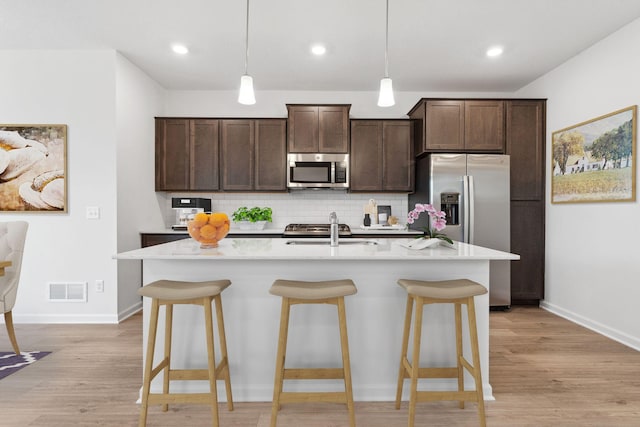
[116,237,519,402]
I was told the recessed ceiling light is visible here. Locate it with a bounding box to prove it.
[172,44,189,55]
[311,44,326,56]
[486,46,503,58]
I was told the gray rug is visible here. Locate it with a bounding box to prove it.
[0,351,51,380]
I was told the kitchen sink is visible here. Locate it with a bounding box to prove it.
[285,239,378,246]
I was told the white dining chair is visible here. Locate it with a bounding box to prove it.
[0,221,28,355]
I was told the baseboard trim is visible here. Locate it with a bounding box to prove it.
[5,314,119,324]
[540,300,640,352]
[118,302,142,322]
[146,381,495,402]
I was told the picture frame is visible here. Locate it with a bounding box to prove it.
[0,124,67,212]
[551,106,636,204]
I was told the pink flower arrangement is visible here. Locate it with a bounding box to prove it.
[407,203,453,244]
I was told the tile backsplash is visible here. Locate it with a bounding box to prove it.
[163,192,409,229]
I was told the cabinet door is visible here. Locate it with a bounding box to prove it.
[155,119,190,191]
[221,120,254,190]
[408,102,426,156]
[141,233,188,248]
[191,119,219,191]
[510,200,545,302]
[350,121,383,191]
[465,100,505,151]
[255,119,287,191]
[425,100,465,151]
[319,106,349,153]
[287,106,318,152]
[506,100,545,201]
[382,121,414,191]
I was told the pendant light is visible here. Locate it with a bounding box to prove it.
[377,0,395,107]
[238,0,256,105]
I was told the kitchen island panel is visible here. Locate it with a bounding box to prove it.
[138,255,492,402]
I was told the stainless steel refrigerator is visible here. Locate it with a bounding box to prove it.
[409,153,511,307]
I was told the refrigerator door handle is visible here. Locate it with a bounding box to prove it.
[462,175,470,243]
[468,175,475,244]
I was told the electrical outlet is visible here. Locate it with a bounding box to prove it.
[95,280,104,293]
[86,206,100,220]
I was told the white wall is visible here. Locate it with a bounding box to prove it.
[0,50,119,323]
[165,89,510,119]
[115,53,166,320]
[516,18,640,350]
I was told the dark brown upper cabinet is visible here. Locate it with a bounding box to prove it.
[287,104,350,153]
[408,99,505,155]
[350,120,414,192]
[506,100,546,201]
[220,119,287,191]
[255,120,287,190]
[155,118,219,191]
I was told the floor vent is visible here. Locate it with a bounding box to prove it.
[48,282,88,302]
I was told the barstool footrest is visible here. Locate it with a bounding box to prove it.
[280,391,348,404]
[415,390,479,403]
[149,358,170,380]
[284,368,345,380]
[147,392,218,405]
[167,358,230,381]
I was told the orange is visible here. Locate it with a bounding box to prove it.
[209,212,227,227]
[192,212,209,227]
[199,224,217,239]
[188,225,201,240]
[215,223,229,241]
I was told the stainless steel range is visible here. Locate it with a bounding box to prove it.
[283,223,352,237]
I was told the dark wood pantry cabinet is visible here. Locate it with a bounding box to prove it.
[350,120,414,192]
[155,118,219,191]
[505,100,546,303]
[220,119,287,191]
[409,99,505,155]
[287,104,350,153]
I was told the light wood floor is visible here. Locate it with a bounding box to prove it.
[1,307,639,426]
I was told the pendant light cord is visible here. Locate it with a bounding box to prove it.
[384,0,389,78]
[244,0,250,75]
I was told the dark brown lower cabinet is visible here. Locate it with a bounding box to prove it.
[510,200,545,303]
[141,233,188,248]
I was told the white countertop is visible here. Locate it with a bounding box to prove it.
[116,237,519,261]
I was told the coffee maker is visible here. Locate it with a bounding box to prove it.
[171,197,212,230]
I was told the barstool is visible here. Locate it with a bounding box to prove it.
[395,279,487,427]
[138,279,234,427]
[269,279,357,427]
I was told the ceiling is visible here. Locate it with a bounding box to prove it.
[2,0,640,93]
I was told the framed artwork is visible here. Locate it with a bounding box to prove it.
[551,106,636,203]
[0,124,67,212]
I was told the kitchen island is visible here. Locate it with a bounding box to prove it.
[116,237,518,402]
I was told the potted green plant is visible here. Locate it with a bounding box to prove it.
[232,206,272,230]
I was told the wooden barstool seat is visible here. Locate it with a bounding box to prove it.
[395,278,488,427]
[138,279,234,427]
[269,279,357,427]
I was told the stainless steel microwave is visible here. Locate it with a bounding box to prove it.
[287,153,349,189]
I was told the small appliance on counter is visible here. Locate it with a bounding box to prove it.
[171,197,212,230]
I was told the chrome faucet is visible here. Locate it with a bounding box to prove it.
[329,212,339,247]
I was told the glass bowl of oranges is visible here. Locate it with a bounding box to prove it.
[187,212,230,249]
